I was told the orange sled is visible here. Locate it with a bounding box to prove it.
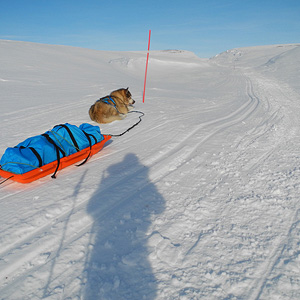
[0,135,111,184]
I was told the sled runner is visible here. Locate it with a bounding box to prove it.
[0,123,111,184]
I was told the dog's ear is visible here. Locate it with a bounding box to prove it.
[125,87,131,98]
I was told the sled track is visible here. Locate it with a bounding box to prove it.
[242,73,300,299]
[155,73,300,299]
[1,98,92,126]
[144,75,261,172]
[249,208,300,300]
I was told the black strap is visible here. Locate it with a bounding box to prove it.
[42,133,66,157]
[89,133,97,145]
[42,133,66,178]
[19,146,43,168]
[82,131,93,150]
[54,124,80,152]
[44,128,98,176]
[76,131,93,167]
[29,147,43,167]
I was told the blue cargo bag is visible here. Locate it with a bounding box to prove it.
[0,123,103,175]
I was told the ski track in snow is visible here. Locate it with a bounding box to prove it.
[1,41,300,299]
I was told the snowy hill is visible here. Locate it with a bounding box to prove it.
[1,40,300,299]
[211,44,300,92]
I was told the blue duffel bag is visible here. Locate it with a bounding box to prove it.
[0,123,103,175]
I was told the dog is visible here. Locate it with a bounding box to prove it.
[89,88,135,124]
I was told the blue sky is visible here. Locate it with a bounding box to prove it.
[1,0,299,57]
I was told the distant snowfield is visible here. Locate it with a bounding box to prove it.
[1,40,300,299]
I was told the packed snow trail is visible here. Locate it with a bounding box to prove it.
[0,41,300,299]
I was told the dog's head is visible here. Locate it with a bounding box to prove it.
[111,88,135,105]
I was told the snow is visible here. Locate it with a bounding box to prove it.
[1,40,300,299]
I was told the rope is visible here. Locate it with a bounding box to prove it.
[106,110,144,137]
[50,130,80,152]
[0,161,43,170]
[0,176,14,185]
[49,131,67,154]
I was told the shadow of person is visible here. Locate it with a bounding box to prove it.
[84,153,165,300]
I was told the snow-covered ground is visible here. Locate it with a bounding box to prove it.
[1,40,300,299]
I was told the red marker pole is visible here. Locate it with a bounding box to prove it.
[143,30,151,103]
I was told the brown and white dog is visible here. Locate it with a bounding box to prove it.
[89,88,135,124]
